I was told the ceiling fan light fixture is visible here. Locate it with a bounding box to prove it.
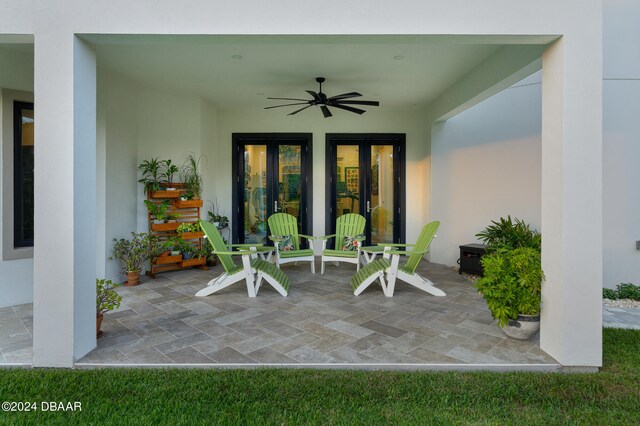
[265,77,379,118]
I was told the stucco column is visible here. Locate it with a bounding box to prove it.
[540,34,603,368]
[32,34,96,367]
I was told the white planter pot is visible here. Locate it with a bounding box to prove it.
[502,315,540,340]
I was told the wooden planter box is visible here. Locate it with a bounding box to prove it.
[175,199,203,208]
[155,254,183,265]
[180,257,206,267]
[150,190,181,199]
[151,222,180,232]
[179,231,204,240]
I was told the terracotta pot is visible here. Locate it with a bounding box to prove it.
[125,271,141,286]
[96,314,104,337]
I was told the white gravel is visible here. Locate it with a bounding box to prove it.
[603,299,640,309]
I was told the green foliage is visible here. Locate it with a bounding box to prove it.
[616,283,640,301]
[162,159,179,185]
[137,157,163,192]
[476,216,541,252]
[207,199,229,227]
[1,329,640,424]
[603,288,619,300]
[110,232,156,274]
[603,283,640,301]
[144,199,171,222]
[179,154,204,199]
[475,247,544,327]
[96,278,122,318]
[168,237,195,254]
[176,221,200,235]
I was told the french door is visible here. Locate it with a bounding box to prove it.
[326,134,405,245]
[232,133,313,245]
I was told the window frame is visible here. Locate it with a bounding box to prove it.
[2,89,34,260]
[13,100,34,248]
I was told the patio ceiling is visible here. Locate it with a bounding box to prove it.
[84,35,553,110]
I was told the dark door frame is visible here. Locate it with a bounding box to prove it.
[325,133,406,244]
[232,133,313,244]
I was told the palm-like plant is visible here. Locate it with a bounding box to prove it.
[475,216,541,252]
[179,154,204,199]
[138,158,163,192]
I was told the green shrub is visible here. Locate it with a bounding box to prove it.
[603,288,618,300]
[96,278,122,318]
[475,216,541,252]
[615,283,640,301]
[475,247,544,327]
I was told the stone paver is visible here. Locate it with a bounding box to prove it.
[0,260,594,366]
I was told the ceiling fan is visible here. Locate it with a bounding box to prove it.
[265,77,380,118]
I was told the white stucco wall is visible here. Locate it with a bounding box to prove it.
[602,0,640,288]
[98,71,215,283]
[0,46,34,308]
[430,74,542,266]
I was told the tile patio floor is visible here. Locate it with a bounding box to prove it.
[2,260,559,367]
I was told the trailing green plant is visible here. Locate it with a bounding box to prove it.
[110,232,156,274]
[176,222,200,235]
[96,278,122,318]
[603,283,640,301]
[144,200,171,222]
[179,154,204,199]
[168,236,195,255]
[474,246,544,327]
[476,216,541,252]
[162,159,179,186]
[138,158,164,193]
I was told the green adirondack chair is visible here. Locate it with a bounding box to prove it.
[267,213,316,273]
[196,221,290,297]
[319,213,366,274]
[350,221,445,297]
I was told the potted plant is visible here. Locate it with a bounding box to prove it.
[207,200,228,227]
[96,278,122,337]
[172,238,195,260]
[162,159,179,190]
[144,199,171,224]
[138,157,163,193]
[179,154,204,200]
[474,217,544,339]
[110,232,155,286]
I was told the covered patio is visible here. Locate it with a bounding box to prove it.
[0,0,603,370]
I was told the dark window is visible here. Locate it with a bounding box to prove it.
[13,101,34,248]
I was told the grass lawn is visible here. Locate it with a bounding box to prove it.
[1,328,639,425]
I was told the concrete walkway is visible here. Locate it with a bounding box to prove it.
[603,305,640,330]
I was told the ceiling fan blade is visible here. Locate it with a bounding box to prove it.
[332,100,379,106]
[330,104,367,115]
[267,97,311,101]
[305,90,321,101]
[327,92,362,100]
[264,102,310,110]
[321,106,332,118]
[287,105,313,116]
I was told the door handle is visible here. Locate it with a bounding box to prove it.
[274,201,279,212]
[367,201,371,213]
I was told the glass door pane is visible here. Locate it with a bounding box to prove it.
[244,145,267,244]
[369,145,394,244]
[277,145,302,229]
[335,145,360,218]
